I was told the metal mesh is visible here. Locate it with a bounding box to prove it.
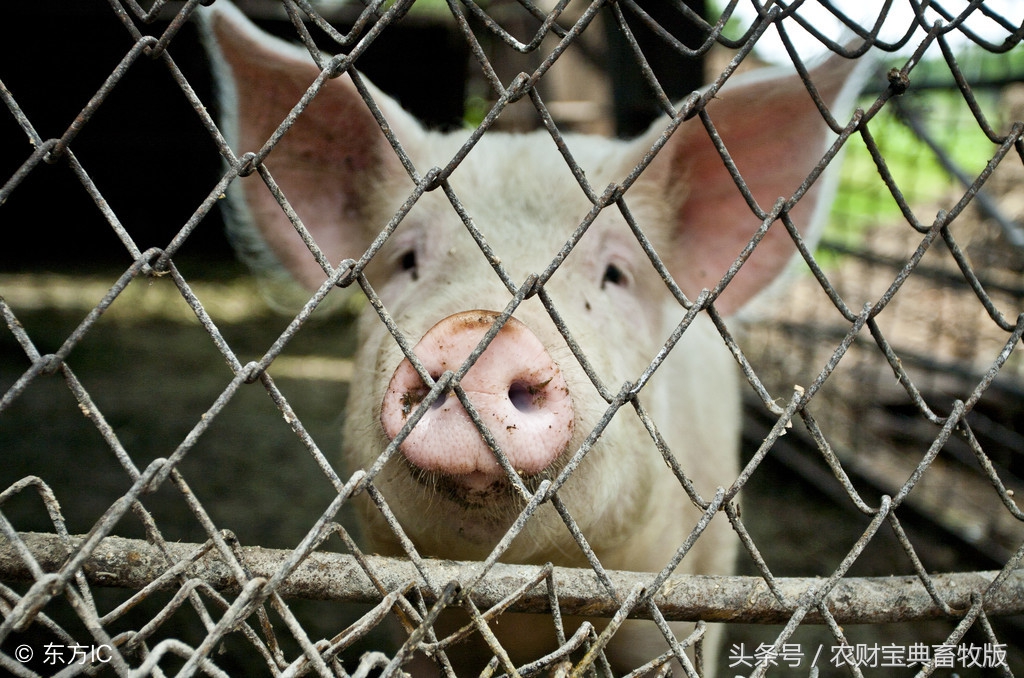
[1,1,1023,676]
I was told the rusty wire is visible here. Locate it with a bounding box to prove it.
[2,0,1024,676]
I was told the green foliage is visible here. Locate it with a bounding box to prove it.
[825,48,1014,254]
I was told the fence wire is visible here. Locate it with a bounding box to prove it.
[2,0,1024,676]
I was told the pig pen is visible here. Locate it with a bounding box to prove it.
[2,1,1023,676]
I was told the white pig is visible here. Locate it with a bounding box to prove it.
[202,3,862,674]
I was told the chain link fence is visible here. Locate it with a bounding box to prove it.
[2,0,1023,676]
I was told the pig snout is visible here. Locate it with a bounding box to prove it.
[380,311,574,490]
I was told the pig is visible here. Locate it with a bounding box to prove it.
[201,3,862,674]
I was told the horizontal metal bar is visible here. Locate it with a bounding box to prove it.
[2,532,1022,626]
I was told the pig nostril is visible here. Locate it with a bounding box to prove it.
[508,382,536,413]
[428,373,445,409]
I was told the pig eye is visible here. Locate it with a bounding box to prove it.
[398,250,418,280]
[601,263,628,289]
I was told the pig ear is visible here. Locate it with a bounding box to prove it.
[631,56,862,316]
[202,2,420,290]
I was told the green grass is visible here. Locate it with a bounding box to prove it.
[825,55,1011,252]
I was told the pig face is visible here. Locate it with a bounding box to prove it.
[352,137,701,562]
[202,1,862,670]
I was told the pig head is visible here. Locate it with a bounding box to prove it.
[203,3,861,673]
